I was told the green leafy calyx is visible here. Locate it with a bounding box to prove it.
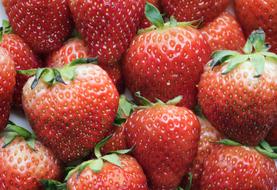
[210,29,277,77]
[18,57,98,89]
[40,179,66,190]
[0,20,12,42]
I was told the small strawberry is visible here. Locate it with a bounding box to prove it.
[0,122,62,190]
[123,3,211,108]
[234,0,277,53]
[3,0,73,53]
[42,136,148,189]
[140,0,161,28]
[0,47,16,131]
[198,29,277,145]
[20,58,119,162]
[161,0,229,24]
[200,141,277,189]
[200,12,246,52]
[125,94,201,189]
[68,0,145,65]
[0,20,41,107]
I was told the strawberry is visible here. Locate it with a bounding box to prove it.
[198,29,277,145]
[42,136,148,189]
[47,38,124,92]
[200,142,277,189]
[3,0,72,53]
[200,12,246,52]
[181,116,223,190]
[234,0,277,53]
[20,58,119,162]
[123,3,211,108]
[140,0,161,28]
[125,94,201,189]
[266,127,277,146]
[161,0,229,24]
[0,47,16,131]
[68,0,145,65]
[0,20,41,107]
[0,122,62,190]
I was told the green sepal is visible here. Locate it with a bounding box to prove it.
[255,146,277,159]
[221,55,249,75]
[0,20,12,42]
[88,159,104,173]
[2,132,17,148]
[32,68,48,89]
[110,147,134,155]
[248,29,267,53]
[243,38,253,54]
[26,138,36,150]
[145,2,164,28]
[210,50,240,69]
[249,54,265,77]
[169,16,178,27]
[176,187,184,190]
[262,52,277,62]
[68,57,98,67]
[272,146,277,152]
[260,140,274,153]
[102,153,121,167]
[217,139,241,146]
[166,95,183,105]
[94,135,113,159]
[185,172,193,190]
[193,105,205,119]
[40,179,66,190]
[135,92,154,106]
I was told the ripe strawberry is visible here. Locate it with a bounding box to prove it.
[181,117,223,190]
[0,122,62,190]
[123,3,211,108]
[0,47,16,131]
[200,12,246,52]
[20,58,119,162]
[3,0,72,53]
[68,0,145,65]
[200,144,277,189]
[234,0,277,53]
[198,29,277,145]
[161,0,229,24]
[140,0,161,28]
[125,94,201,189]
[0,20,41,107]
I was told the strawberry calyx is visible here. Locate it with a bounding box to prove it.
[210,29,277,77]
[18,57,98,89]
[40,179,66,190]
[1,121,36,150]
[0,20,12,42]
[138,3,201,35]
[177,173,193,190]
[218,139,277,159]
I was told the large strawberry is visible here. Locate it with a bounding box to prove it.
[125,94,201,189]
[198,29,277,145]
[0,122,62,190]
[68,0,145,65]
[3,0,72,53]
[123,3,211,108]
[20,58,119,162]
[200,141,277,189]
[0,47,16,131]
[140,0,161,28]
[161,0,229,24]
[0,20,41,107]
[42,136,148,190]
[200,12,246,52]
[234,0,277,53]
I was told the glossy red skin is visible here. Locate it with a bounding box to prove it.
[102,125,127,155]
[68,0,145,66]
[125,105,201,189]
[0,137,62,190]
[266,127,277,146]
[123,26,211,108]
[67,155,148,190]
[200,145,277,189]
[47,38,124,92]
[235,0,277,53]
[140,0,161,29]
[198,62,277,145]
[0,34,41,107]
[181,117,223,190]
[201,12,246,52]
[0,47,16,131]
[22,65,119,162]
[3,0,72,53]
[161,0,229,24]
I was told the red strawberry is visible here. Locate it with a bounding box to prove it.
[200,144,277,189]
[125,95,201,189]
[3,0,72,53]
[181,117,223,190]
[198,29,277,145]
[0,21,41,107]
[68,0,145,65]
[200,12,246,52]
[0,47,16,130]
[266,127,277,146]
[0,122,62,190]
[140,0,161,28]
[234,0,277,53]
[20,58,119,162]
[161,0,229,24]
[123,3,211,108]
